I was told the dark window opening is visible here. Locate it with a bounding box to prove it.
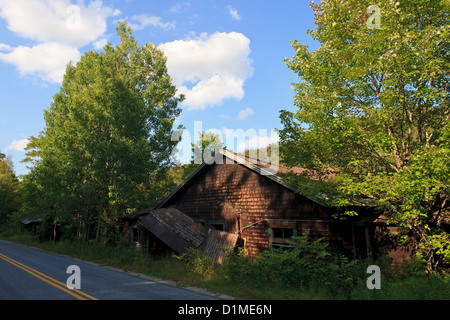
[209,222,225,231]
[131,227,138,242]
[268,227,297,253]
[196,219,225,231]
[272,228,294,239]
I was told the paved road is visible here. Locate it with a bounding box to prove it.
[0,239,221,300]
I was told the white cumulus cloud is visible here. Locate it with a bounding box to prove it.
[0,0,120,83]
[4,139,29,152]
[92,38,108,50]
[0,42,81,83]
[158,32,253,110]
[0,0,118,47]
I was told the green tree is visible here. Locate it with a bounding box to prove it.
[23,22,183,242]
[191,131,223,164]
[280,0,449,273]
[0,155,19,226]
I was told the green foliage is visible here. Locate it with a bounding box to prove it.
[338,144,450,273]
[146,164,199,206]
[221,231,363,297]
[351,273,450,300]
[254,233,331,287]
[191,131,223,164]
[220,235,449,299]
[0,155,19,226]
[174,248,217,281]
[280,0,449,273]
[21,22,183,242]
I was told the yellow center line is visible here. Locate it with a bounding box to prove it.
[0,252,98,300]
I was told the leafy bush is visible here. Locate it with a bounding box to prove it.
[174,247,217,281]
[221,230,365,297]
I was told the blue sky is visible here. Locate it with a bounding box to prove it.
[0,0,319,176]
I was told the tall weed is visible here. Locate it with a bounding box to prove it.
[222,231,373,298]
[174,247,217,281]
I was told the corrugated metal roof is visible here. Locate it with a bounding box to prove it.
[139,208,208,253]
[200,229,239,264]
[138,208,238,262]
[20,217,43,225]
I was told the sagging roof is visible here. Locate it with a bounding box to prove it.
[20,217,43,225]
[199,228,239,263]
[139,208,208,252]
[138,208,239,262]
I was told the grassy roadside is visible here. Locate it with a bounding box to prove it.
[1,233,449,300]
[0,234,327,299]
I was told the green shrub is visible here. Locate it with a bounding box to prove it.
[221,231,371,298]
[174,248,217,281]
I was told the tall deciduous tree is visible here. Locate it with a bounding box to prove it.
[0,154,18,226]
[24,22,183,242]
[280,0,449,273]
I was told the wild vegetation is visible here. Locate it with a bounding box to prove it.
[279,0,449,274]
[1,230,448,300]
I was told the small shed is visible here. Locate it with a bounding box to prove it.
[20,217,43,236]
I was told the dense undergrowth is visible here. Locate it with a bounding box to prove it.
[1,229,448,300]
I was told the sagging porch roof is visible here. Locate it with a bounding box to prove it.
[137,207,238,262]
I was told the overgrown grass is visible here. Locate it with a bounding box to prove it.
[1,231,449,300]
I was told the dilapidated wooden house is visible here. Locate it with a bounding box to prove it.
[120,149,407,263]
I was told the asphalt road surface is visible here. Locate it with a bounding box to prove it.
[0,239,221,300]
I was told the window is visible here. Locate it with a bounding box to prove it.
[131,227,138,243]
[208,220,225,231]
[272,228,294,239]
[195,219,225,231]
[268,226,297,253]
